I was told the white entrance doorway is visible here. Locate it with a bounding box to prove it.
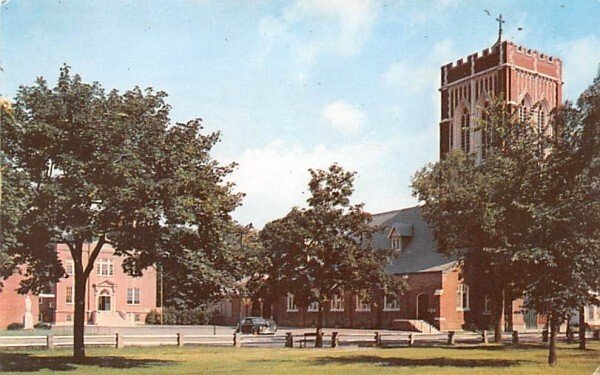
[98,290,112,311]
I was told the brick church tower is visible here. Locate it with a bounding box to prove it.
[439,18,563,159]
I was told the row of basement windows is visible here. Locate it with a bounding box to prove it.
[286,293,400,313]
[64,258,115,276]
[64,286,141,305]
[286,283,475,313]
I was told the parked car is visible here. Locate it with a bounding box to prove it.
[237,317,277,335]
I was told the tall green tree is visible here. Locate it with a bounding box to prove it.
[0,100,27,280]
[511,75,600,364]
[258,164,401,347]
[413,77,600,365]
[1,66,243,360]
[412,95,535,344]
[250,209,304,317]
[162,222,262,312]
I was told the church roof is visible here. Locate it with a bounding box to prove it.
[371,205,457,275]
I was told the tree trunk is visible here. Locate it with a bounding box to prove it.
[548,314,559,366]
[579,306,586,350]
[315,301,323,348]
[493,288,505,344]
[73,267,87,361]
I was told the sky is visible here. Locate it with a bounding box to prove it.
[2,0,599,227]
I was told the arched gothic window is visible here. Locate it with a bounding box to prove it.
[537,110,546,133]
[460,108,470,153]
[519,99,530,123]
[481,102,491,159]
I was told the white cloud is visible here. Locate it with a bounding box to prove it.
[258,0,378,68]
[227,139,394,227]
[556,35,600,100]
[322,100,365,133]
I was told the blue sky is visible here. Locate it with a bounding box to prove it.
[2,0,599,227]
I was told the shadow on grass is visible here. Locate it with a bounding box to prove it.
[313,355,531,368]
[0,353,176,372]
[448,343,546,351]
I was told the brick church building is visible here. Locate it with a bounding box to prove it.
[217,38,571,332]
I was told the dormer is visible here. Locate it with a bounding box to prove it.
[388,223,413,251]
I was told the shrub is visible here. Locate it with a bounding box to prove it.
[7,322,24,331]
[145,309,162,325]
[161,306,215,325]
[34,322,52,330]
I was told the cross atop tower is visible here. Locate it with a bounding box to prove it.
[495,14,505,44]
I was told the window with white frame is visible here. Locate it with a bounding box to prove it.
[384,295,400,311]
[355,295,371,312]
[588,306,596,321]
[65,286,73,304]
[97,259,114,276]
[483,294,492,315]
[307,301,319,312]
[537,110,546,132]
[65,259,74,275]
[127,288,140,305]
[390,237,402,251]
[519,100,530,123]
[330,293,344,312]
[286,294,298,312]
[457,283,470,311]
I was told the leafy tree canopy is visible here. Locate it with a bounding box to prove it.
[1,66,243,358]
[256,164,402,346]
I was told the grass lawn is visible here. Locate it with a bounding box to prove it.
[0,342,598,374]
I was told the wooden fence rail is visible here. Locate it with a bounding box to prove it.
[0,329,598,349]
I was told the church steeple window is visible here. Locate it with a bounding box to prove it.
[518,99,530,123]
[460,108,470,153]
[481,102,491,159]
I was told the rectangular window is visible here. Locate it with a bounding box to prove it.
[384,295,400,311]
[330,293,344,312]
[355,295,371,312]
[134,314,140,322]
[97,259,114,276]
[457,284,470,311]
[218,300,233,317]
[66,314,72,322]
[588,306,595,321]
[286,294,298,312]
[391,238,402,251]
[307,301,319,312]
[65,259,74,275]
[483,294,491,315]
[127,288,140,305]
[65,286,73,304]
